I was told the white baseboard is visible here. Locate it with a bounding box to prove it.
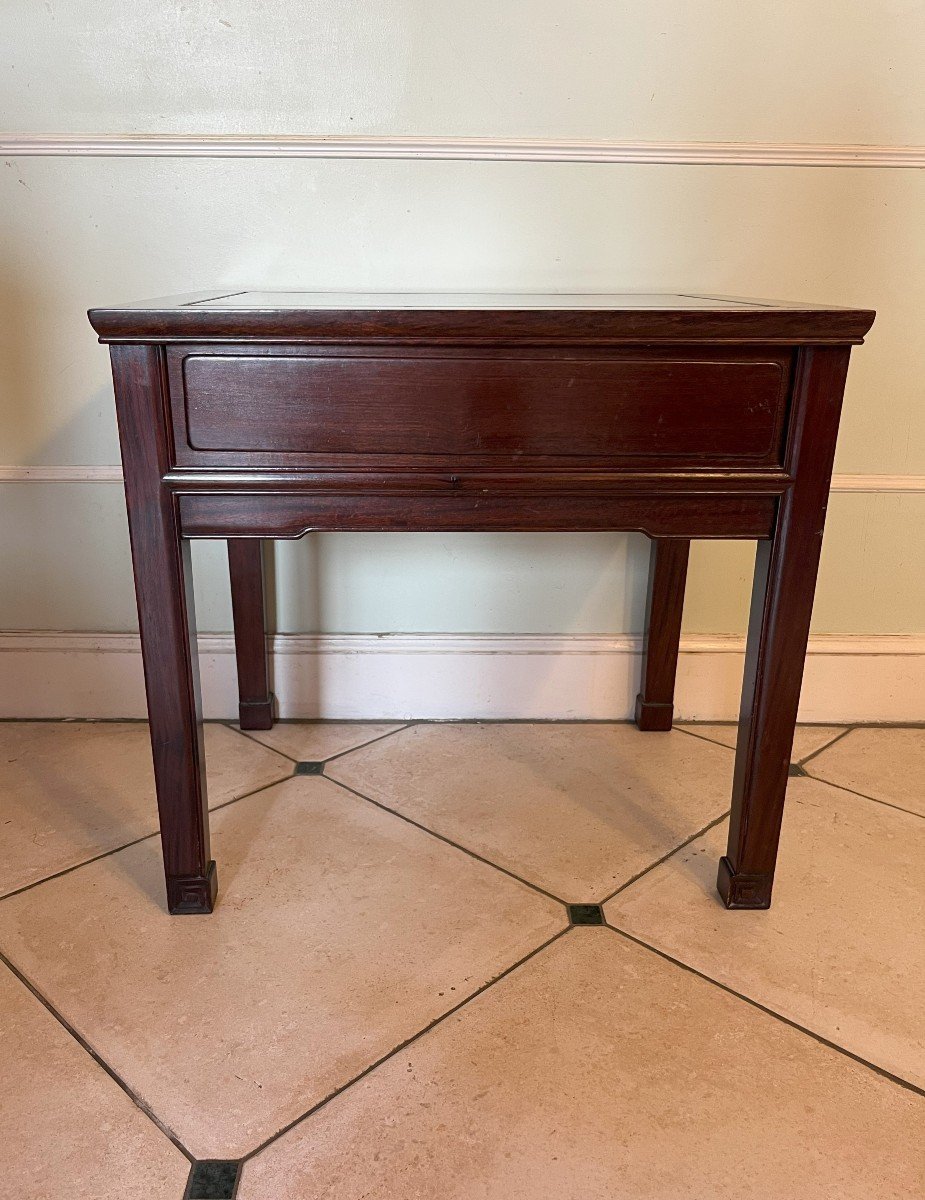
[2,631,923,723]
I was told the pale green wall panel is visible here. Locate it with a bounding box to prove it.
[270,533,651,635]
[1,0,922,646]
[1,159,923,475]
[1,485,922,636]
[0,484,232,632]
[682,495,925,636]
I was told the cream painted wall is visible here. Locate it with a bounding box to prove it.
[2,0,923,143]
[1,2,923,653]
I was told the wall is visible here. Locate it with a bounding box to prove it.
[1,1,923,718]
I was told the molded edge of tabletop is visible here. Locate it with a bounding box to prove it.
[87,291,876,345]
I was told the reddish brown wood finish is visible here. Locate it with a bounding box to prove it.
[227,539,275,731]
[179,492,775,539]
[177,349,788,462]
[718,347,852,908]
[109,344,215,914]
[92,291,874,915]
[89,291,875,345]
[165,343,793,472]
[635,539,691,731]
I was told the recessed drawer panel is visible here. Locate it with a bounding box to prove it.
[178,352,788,462]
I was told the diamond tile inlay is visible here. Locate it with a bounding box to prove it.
[186,1160,240,1199]
[567,904,605,925]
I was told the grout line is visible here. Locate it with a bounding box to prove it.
[219,721,301,765]
[237,926,571,1168]
[320,723,415,765]
[675,722,864,772]
[600,923,925,1101]
[0,830,161,904]
[0,770,302,906]
[673,725,737,752]
[0,950,196,1162]
[797,724,855,767]
[207,772,299,814]
[222,720,413,766]
[797,770,925,822]
[596,808,732,906]
[324,774,569,909]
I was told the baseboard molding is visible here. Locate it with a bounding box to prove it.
[2,631,923,722]
[2,135,923,169]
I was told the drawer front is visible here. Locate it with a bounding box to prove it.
[173,350,789,465]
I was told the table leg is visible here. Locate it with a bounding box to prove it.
[110,345,216,914]
[635,538,690,731]
[718,347,850,909]
[228,539,275,730]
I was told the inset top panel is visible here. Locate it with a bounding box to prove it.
[187,291,769,310]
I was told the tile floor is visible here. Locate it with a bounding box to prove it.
[0,718,922,1199]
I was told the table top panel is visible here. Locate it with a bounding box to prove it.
[188,291,782,310]
[89,290,875,344]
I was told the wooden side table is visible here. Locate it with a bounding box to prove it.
[88,291,874,915]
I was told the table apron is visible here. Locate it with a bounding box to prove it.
[175,489,777,539]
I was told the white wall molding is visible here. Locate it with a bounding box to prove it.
[2,630,923,722]
[1,135,924,169]
[0,465,125,483]
[2,466,924,493]
[828,474,925,494]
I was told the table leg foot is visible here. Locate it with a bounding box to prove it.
[166,861,218,914]
[716,856,772,909]
[238,693,276,731]
[634,695,674,731]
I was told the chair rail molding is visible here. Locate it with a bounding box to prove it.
[1,466,923,493]
[1,134,924,168]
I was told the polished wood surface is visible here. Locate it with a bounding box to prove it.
[227,539,274,731]
[635,539,691,732]
[109,344,215,914]
[90,289,875,344]
[90,291,875,915]
[178,491,776,539]
[175,348,788,462]
[718,347,852,907]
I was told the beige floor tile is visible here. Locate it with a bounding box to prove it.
[239,930,925,1200]
[327,723,733,902]
[680,723,846,762]
[0,964,188,1200]
[805,726,925,816]
[238,720,405,763]
[0,776,564,1158]
[605,777,925,1089]
[0,722,292,896]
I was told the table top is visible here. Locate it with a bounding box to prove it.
[89,290,875,344]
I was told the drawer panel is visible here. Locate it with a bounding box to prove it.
[177,351,788,463]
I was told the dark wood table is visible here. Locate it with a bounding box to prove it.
[88,291,874,915]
